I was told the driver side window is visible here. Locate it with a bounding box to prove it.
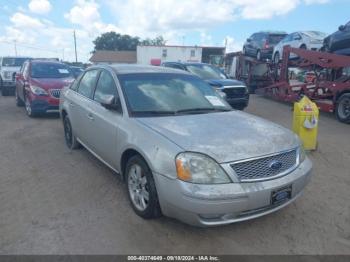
[93,70,119,104]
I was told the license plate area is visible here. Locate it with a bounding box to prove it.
[271,185,292,205]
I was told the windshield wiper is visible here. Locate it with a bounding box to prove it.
[132,110,177,116]
[176,107,231,114]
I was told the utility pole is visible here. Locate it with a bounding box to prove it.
[73,30,78,63]
[14,40,17,56]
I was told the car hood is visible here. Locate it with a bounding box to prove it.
[206,79,246,87]
[1,66,21,73]
[137,111,299,163]
[30,77,74,90]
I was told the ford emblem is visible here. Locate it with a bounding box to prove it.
[269,160,282,170]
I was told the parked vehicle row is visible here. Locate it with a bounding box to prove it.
[59,64,312,226]
[242,20,350,62]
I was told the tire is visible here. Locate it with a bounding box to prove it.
[256,50,261,61]
[300,44,307,49]
[336,93,350,124]
[274,52,280,64]
[24,95,36,117]
[63,115,81,149]
[1,86,9,96]
[126,155,162,219]
[15,89,24,107]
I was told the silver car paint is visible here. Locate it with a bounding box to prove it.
[60,64,312,226]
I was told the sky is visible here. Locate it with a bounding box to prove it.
[0,0,349,62]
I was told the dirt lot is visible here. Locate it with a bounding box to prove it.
[0,94,349,254]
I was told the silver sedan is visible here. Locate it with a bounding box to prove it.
[59,64,312,227]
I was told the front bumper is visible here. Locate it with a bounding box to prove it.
[227,96,249,109]
[155,157,312,227]
[29,94,60,114]
[1,81,16,88]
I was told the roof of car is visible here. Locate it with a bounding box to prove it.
[30,59,66,64]
[162,62,212,66]
[256,31,287,35]
[90,64,191,75]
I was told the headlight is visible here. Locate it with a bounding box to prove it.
[299,146,306,163]
[175,152,232,184]
[30,85,48,96]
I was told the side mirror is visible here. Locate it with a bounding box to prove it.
[217,90,227,100]
[100,95,121,111]
[339,25,345,31]
[247,38,252,42]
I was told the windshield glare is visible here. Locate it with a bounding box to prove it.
[119,73,231,116]
[186,64,227,80]
[2,58,28,67]
[31,63,73,78]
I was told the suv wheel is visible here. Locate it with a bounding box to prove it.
[24,95,36,117]
[63,115,80,149]
[336,93,350,124]
[15,89,24,107]
[126,155,162,219]
[256,50,261,61]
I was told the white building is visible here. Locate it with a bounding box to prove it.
[137,45,203,65]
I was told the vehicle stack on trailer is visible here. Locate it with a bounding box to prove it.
[227,46,350,123]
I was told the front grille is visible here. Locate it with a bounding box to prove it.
[230,149,297,182]
[222,87,246,98]
[50,89,61,99]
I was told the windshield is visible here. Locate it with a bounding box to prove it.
[268,34,287,44]
[302,31,326,38]
[119,73,231,117]
[2,58,28,67]
[186,64,227,80]
[31,63,73,78]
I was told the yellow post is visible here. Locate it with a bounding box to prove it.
[292,96,319,150]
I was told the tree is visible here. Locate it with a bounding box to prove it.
[92,32,140,52]
[92,32,166,53]
[141,36,166,46]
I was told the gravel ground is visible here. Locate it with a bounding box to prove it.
[0,94,349,254]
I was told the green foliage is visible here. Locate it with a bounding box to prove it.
[92,32,166,52]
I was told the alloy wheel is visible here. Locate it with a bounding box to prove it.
[128,164,149,211]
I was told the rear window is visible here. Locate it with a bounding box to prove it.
[268,34,287,44]
[31,63,72,78]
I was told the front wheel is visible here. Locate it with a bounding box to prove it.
[336,93,350,124]
[126,155,162,219]
[24,95,36,117]
[15,89,24,107]
[1,86,9,96]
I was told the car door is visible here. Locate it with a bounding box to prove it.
[69,69,100,147]
[87,69,122,168]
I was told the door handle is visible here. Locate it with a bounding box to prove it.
[87,113,94,121]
